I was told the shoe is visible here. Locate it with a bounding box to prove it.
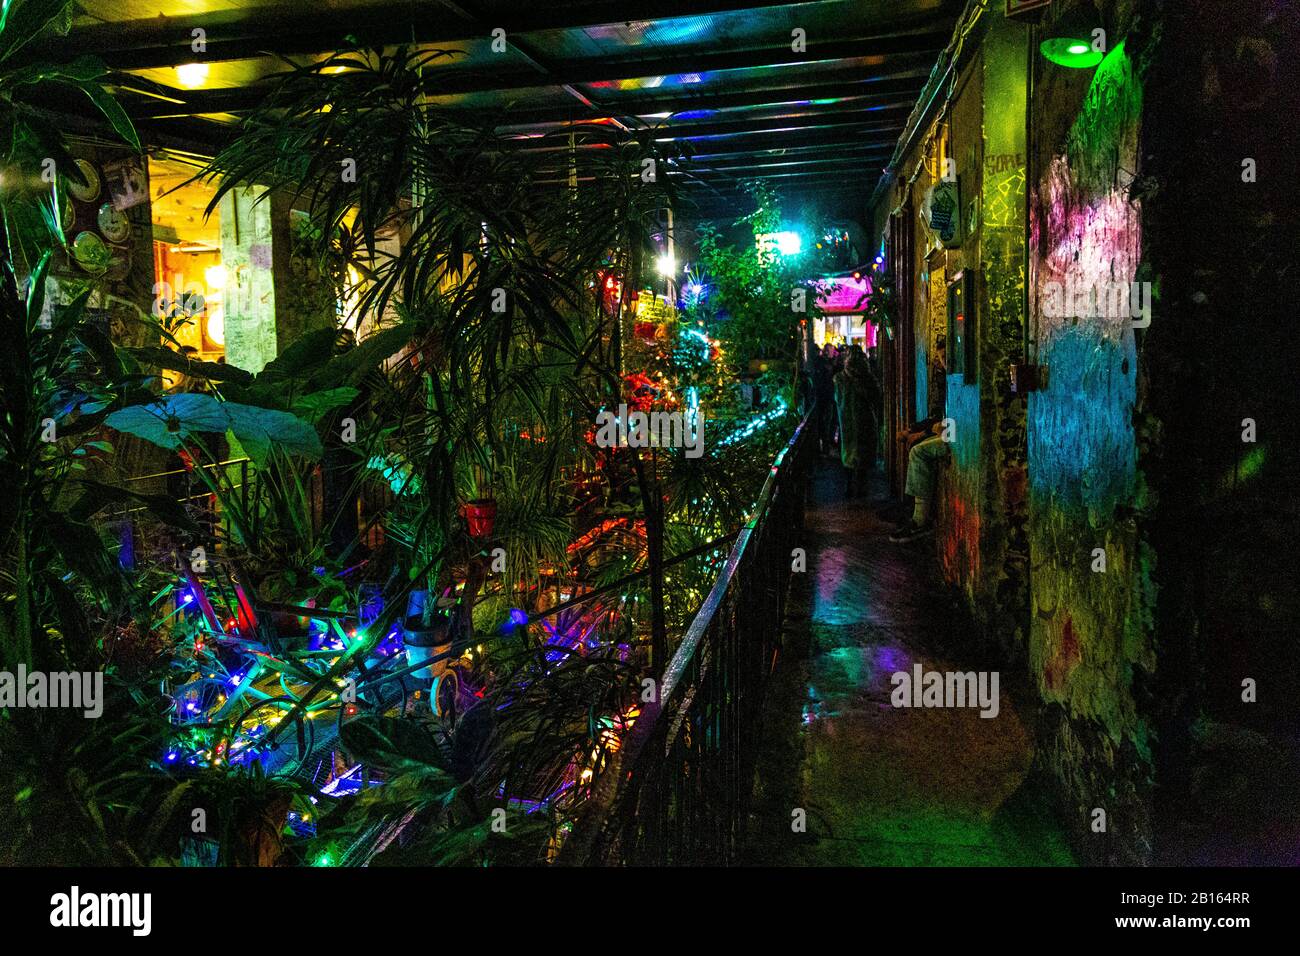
[889,520,934,543]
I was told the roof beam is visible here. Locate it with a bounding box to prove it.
[645,108,911,142]
[503,98,918,134]
[123,66,930,123]
[491,74,929,125]
[681,154,890,174]
[105,27,949,100]
[50,5,951,71]
[681,141,892,162]
[425,30,951,95]
[673,127,902,154]
[49,0,845,68]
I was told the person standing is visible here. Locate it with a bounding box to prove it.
[812,345,837,456]
[834,345,881,497]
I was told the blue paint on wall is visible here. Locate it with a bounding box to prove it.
[1028,326,1136,521]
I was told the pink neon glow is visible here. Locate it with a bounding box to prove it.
[817,275,872,314]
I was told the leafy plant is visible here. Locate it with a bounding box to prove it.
[692,181,827,370]
[0,253,189,670]
[0,0,140,269]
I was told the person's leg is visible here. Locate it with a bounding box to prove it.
[817,401,832,453]
[907,435,950,519]
[893,435,949,540]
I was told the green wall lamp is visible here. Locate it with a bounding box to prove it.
[1039,4,1105,68]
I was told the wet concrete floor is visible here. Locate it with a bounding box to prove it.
[747,461,1075,865]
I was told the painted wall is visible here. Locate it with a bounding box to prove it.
[882,1,1152,862]
[874,0,1299,864]
[1028,36,1154,864]
[889,12,1029,651]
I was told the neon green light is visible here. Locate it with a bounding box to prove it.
[1040,37,1104,68]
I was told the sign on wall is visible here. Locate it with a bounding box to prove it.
[923,178,962,249]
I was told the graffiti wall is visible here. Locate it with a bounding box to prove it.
[891,14,1030,652]
[1028,38,1156,864]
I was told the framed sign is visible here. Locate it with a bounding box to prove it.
[924,178,962,249]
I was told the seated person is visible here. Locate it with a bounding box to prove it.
[891,337,950,543]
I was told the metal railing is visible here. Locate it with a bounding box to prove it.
[561,412,815,865]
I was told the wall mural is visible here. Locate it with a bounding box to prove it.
[1027,40,1156,862]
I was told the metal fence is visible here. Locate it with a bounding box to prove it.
[562,412,815,865]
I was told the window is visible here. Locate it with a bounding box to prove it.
[946,268,977,380]
[148,155,224,382]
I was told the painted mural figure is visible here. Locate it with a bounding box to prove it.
[891,336,950,543]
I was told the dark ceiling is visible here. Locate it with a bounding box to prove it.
[51,0,961,220]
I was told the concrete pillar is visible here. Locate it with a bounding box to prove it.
[218,186,278,373]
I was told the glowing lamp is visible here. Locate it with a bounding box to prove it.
[774,231,802,255]
[205,310,224,346]
[176,63,210,89]
[757,231,802,256]
[1039,6,1104,68]
[654,252,678,277]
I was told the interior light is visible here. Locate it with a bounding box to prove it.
[206,309,224,346]
[176,63,210,89]
[204,264,227,290]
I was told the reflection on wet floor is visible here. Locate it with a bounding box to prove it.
[748,461,1075,866]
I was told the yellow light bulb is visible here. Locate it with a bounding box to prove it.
[176,63,210,89]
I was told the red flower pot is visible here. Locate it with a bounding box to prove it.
[463,498,497,539]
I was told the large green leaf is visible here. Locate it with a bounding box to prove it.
[130,345,255,386]
[69,478,200,533]
[291,386,359,423]
[221,401,322,463]
[0,0,70,64]
[104,393,323,464]
[103,393,227,451]
[70,78,141,152]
